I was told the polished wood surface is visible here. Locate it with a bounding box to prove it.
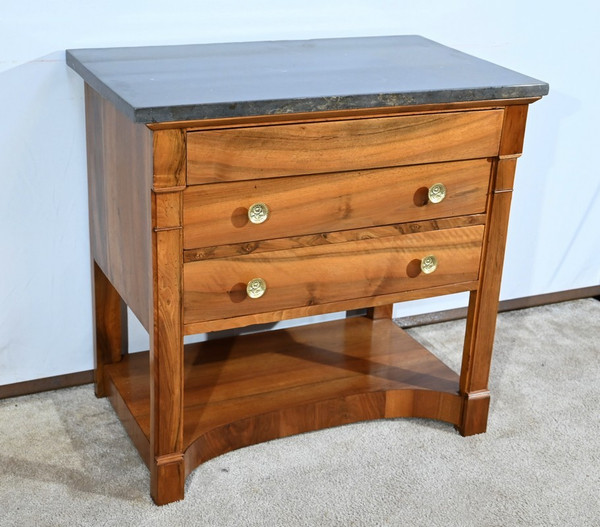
[184,225,484,323]
[183,280,480,336]
[149,132,186,505]
[183,214,486,262]
[85,86,153,330]
[83,94,540,504]
[104,317,463,474]
[456,105,529,436]
[92,262,127,397]
[183,159,492,248]
[187,110,503,184]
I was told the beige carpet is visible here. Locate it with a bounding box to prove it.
[1,299,599,526]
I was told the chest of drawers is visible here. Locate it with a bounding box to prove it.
[67,36,547,504]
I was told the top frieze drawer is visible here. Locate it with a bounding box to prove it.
[186,109,503,185]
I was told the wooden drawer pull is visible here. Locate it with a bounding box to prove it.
[247,278,267,298]
[421,255,438,274]
[248,202,269,224]
[428,183,447,204]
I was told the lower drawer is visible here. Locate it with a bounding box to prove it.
[183,224,484,324]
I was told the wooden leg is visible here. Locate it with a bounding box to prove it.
[458,164,515,436]
[460,389,491,436]
[151,453,186,506]
[366,304,394,320]
[92,261,127,397]
[149,195,185,505]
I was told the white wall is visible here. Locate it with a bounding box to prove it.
[1,1,598,385]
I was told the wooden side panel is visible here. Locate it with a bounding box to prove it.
[183,159,492,248]
[85,85,153,330]
[187,110,503,184]
[184,225,484,323]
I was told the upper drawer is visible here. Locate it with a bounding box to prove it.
[183,158,491,250]
[186,110,503,185]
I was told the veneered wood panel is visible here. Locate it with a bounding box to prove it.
[187,110,503,184]
[85,85,153,330]
[103,317,462,474]
[153,129,186,189]
[183,215,486,262]
[183,281,479,336]
[499,104,529,156]
[183,159,492,248]
[183,225,484,323]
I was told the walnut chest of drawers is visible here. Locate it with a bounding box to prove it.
[67,36,548,504]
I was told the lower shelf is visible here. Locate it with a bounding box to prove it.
[105,316,463,476]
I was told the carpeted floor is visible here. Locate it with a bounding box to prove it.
[1,299,599,526]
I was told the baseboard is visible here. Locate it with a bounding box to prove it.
[2,285,599,400]
[0,370,94,400]
[396,285,600,328]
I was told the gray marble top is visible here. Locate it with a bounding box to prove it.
[66,35,548,124]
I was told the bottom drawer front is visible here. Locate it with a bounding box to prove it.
[183,225,484,323]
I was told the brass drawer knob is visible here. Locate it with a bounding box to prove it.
[421,255,438,274]
[428,183,447,204]
[248,202,269,224]
[246,278,267,299]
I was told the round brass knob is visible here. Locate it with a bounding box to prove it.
[428,183,447,204]
[248,203,269,224]
[421,255,438,274]
[246,278,267,299]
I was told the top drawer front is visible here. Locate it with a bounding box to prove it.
[187,110,503,185]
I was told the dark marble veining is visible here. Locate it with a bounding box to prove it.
[66,35,548,123]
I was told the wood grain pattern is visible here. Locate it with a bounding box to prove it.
[187,110,503,184]
[85,85,154,330]
[92,262,127,397]
[184,225,484,324]
[183,214,486,262]
[499,104,529,157]
[151,133,187,495]
[458,157,518,436]
[103,317,463,475]
[495,157,518,192]
[183,159,492,248]
[105,365,151,468]
[149,187,185,503]
[460,189,513,396]
[183,280,479,335]
[456,105,530,436]
[153,128,186,189]
[83,76,542,503]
